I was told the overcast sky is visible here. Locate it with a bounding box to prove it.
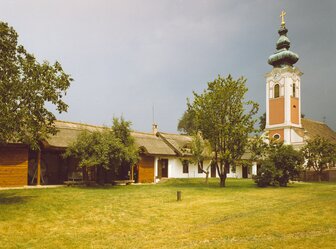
[1,0,335,132]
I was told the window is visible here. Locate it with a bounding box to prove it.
[273,134,280,140]
[198,162,203,173]
[292,83,296,97]
[182,160,189,174]
[274,84,280,98]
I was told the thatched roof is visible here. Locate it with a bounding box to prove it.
[157,132,193,156]
[44,121,104,148]
[44,121,176,156]
[132,132,176,156]
[44,120,275,159]
[295,118,336,144]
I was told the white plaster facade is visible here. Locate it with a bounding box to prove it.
[153,156,258,182]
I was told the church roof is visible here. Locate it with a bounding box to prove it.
[295,118,336,144]
[268,25,299,68]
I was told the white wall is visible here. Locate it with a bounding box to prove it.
[226,165,242,178]
[167,157,213,178]
[155,157,258,180]
[252,162,257,176]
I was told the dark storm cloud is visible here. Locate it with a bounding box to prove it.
[0,0,335,132]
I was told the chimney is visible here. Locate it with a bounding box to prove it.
[152,123,158,135]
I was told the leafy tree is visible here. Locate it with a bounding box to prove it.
[112,117,139,179]
[64,118,139,184]
[259,112,266,131]
[0,22,72,149]
[190,133,212,183]
[188,75,259,187]
[249,134,270,163]
[177,107,197,135]
[301,136,336,182]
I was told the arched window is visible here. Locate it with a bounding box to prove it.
[274,84,280,98]
[292,83,296,97]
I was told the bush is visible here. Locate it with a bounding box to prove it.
[270,145,303,187]
[254,160,277,187]
[252,140,304,187]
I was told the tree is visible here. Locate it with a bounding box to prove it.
[301,136,336,182]
[249,134,269,163]
[177,107,197,135]
[259,112,266,131]
[64,118,139,184]
[111,117,139,179]
[189,75,259,187]
[190,133,212,183]
[0,22,72,149]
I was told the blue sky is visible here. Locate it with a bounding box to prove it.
[1,0,335,132]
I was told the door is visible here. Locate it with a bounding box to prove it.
[211,163,216,178]
[159,159,168,178]
[242,166,248,178]
[138,155,155,183]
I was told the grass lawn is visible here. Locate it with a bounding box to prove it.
[0,179,335,249]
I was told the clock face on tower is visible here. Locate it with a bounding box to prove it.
[273,73,281,81]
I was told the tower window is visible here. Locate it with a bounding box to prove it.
[274,84,280,98]
[293,83,296,97]
[273,134,280,140]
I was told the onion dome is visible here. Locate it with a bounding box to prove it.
[268,26,299,68]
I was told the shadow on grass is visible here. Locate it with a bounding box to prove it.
[0,193,36,205]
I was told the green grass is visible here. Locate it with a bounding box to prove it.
[0,179,335,249]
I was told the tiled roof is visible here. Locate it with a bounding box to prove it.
[299,118,336,143]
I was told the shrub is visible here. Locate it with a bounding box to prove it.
[254,160,277,187]
[270,145,304,187]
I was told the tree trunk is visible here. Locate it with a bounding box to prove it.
[205,171,209,184]
[219,173,226,187]
[317,174,322,182]
[280,182,287,187]
[82,167,88,181]
[96,165,105,185]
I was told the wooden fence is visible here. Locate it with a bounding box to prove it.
[299,169,336,182]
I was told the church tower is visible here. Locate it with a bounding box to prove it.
[265,11,304,145]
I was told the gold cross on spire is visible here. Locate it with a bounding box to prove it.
[280,10,286,27]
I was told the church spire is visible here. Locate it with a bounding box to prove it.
[268,11,299,68]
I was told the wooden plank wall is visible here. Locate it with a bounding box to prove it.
[138,155,154,183]
[0,146,28,187]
